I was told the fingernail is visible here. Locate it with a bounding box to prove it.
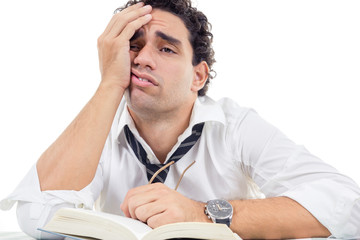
[143,5,152,10]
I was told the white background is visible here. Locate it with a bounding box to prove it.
[0,0,359,232]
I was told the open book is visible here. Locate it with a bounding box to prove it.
[38,208,240,240]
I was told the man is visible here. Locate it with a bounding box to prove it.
[1,0,359,239]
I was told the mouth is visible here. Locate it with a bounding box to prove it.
[131,70,159,87]
[137,77,151,83]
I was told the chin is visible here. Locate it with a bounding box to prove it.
[125,89,157,115]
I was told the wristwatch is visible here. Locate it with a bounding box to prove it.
[204,199,233,227]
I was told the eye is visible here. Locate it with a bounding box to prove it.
[130,44,140,52]
[160,47,175,54]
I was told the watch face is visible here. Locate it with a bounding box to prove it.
[207,199,233,218]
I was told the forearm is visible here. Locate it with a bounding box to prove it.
[36,3,153,191]
[229,196,330,239]
[37,82,124,191]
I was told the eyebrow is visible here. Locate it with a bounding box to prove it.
[130,30,182,47]
[130,30,144,42]
[155,31,182,46]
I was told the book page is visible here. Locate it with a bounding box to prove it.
[143,222,238,240]
[43,208,152,240]
[86,209,152,238]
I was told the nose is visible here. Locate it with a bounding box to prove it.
[132,44,156,70]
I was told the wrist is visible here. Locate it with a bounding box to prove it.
[97,81,126,98]
[100,74,129,92]
[194,201,212,223]
[204,199,233,227]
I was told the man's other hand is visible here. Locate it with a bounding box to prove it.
[120,183,210,228]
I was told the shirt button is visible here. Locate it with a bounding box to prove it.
[76,203,84,208]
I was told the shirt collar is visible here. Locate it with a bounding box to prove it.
[116,95,227,163]
[116,100,139,139]
[190,95,226,127]
[116,95,226,142]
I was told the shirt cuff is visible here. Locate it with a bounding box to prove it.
[1,163,103,211]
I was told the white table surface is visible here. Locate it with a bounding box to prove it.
[0,232,34,240]
[0,232,335,240]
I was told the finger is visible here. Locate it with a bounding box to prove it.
[128,194,156,219]
[121,185,152,217]
[106,4,152,39]
[114,1,144,15]
[128,186,170,220]
[134,201,166,223]
[147,211,178,229]
[102,2,144,36]
[121,183,167,218]
[116,13,152,43]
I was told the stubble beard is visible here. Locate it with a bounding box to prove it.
[125,88,171,122]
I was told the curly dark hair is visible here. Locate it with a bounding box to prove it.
[115,0,215,96]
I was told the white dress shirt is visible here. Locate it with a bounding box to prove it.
[1,96,360,239]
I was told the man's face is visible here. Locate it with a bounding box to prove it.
[126,9,199,118]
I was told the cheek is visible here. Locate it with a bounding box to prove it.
[165,61,194,80]
[167,68,193,91]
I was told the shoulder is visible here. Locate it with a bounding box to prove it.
[198,96,260,143]
[210,97,255,126]
[195,96,258,130]
[213,97,277,138]
[205,96,279,149]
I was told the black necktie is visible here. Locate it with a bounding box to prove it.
[123,123,205,183]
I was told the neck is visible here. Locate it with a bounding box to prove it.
[128,102,195,164]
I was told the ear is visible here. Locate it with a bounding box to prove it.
[191,61,209,92]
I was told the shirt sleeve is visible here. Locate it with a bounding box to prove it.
[234,110,360,238]
[0,101,124,239]
[0,160,104,239]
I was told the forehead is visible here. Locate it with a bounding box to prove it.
[140,9,190,41]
